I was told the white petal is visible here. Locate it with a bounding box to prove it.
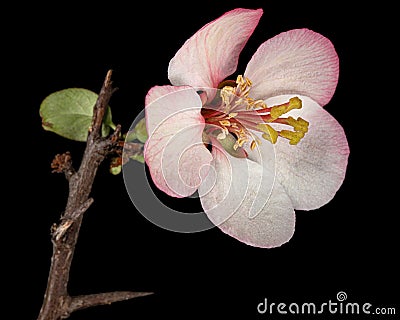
[198,139,295,248]
[168,8,263,89]
[244,29,339,107]
[144,86,213,197]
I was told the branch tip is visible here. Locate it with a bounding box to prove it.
[90,69,115,140]
[105,69,113,87]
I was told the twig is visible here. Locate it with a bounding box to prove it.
[37,70,151,320]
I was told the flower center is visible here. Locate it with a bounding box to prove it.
[201,75,309,152]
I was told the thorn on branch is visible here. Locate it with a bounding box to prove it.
[69,291,153,314]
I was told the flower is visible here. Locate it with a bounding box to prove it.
[143,8,349,248]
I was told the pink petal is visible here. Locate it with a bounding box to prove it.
[244,29,339,107]
[144,86,213,198]
[168,8,263,89]
[198,139,295,248]
[247,94,349,210]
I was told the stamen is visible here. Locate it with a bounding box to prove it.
[270,97,302,120]
[235,75,252,97]
[249,136,262,151]
[233,137,247,150]
[280,130,305,145]
[286,116,309,133]
[205,76,310,155]
[233,128,249,150]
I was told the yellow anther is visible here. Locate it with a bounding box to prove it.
[288,97,302,110]
[232,127,249,150]
[219,120,231,126]
[236,75,245,86]
[233,137,247,150]
[236,74,249,86]
[247,78,252,86]
[250,140,257,150]
[235,75,252,96]
[286,116,309,133]
[270,104,288,119]
[270,97,303,120]
[257,124,278,144]
[228,112,238,118]
[280,130,305,145]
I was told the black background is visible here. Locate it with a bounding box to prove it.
[6,1,397,319]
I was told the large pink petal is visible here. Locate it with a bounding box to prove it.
[168,8,263,89]
[244,29,339,107]
[144,86,213,198]
[198,139,295,248]
[247,94,349,210]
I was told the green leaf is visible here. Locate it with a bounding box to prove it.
[125,118,148,143]
[125,130,137,142]
[129,153,145,163]
[134,118,148,143]
[39,88,115,141]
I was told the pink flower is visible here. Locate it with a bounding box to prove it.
[144,8,349,248]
